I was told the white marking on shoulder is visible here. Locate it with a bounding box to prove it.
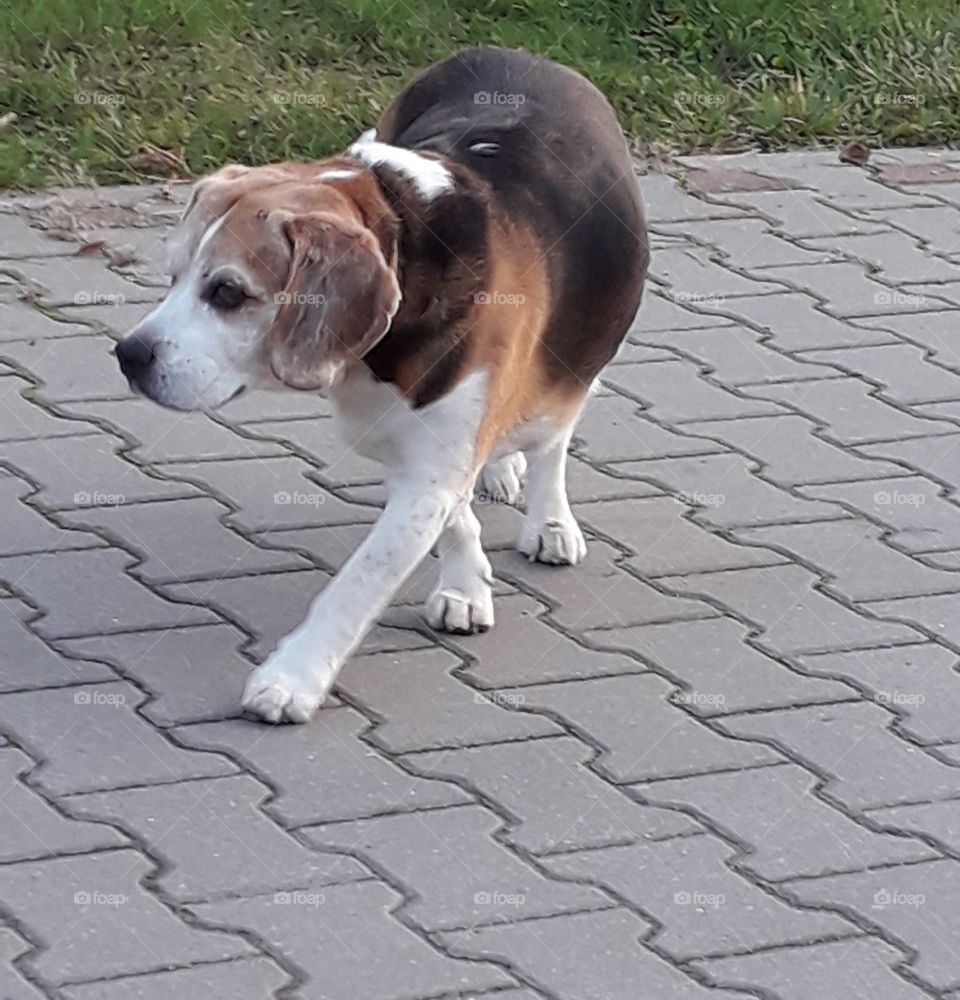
[348,133,453,202]
[316,167,361,182]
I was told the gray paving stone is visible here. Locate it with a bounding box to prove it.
[0,548,216,639]
[337,648,559,752]
[62,398,288,463]
[1,470,105,555]
[736,519,960,601]
[859,204,960,256]
[798,475,960,554]
[717,292,898,352]
[577,496,786,577]
[0,213,75,258]
[719,702,960,810]
[866,591,960,652]
[0,928,46,1000]
[58,496,308,584]
[1,851,251,983]
[192,878,511,999]
[1,301,93,342]
[741,377,952,444]
[642,172,750,223]
[443,592,652,688]
[572,393,727,463]
[658,563,923,653]
[491,540,718,632]
[1,433,200,509]
[68,773,366,902]
[680,414,907,486]
[800,230,958,283]
[855,310,960,372]
[637,763,937,881]
[631,289,736,332]
[603,359,782,423]
[0,597,113,691]
[797,644,960,745]
[409,736,698,853]
[868,797,960,856]
[588,616,852,715]
[545,834,851,960]
[694,936,928,999]
[8,256,160,308]
[655,217,834,269]
[56,298,164,338]
[440,907,754,1000]
[0,746,124,861]
[609,452,842,528]
[783,859,960,990]
[517,674,780,783]
[0,375,98,441]
[303,804,606,930]
[60,957,290,1000]
[565,455,664,502]
[157,456,377,531]
[172,710,472,826]
[651,246,786,301]
[706,188,888,238]
[55,623,266,726]
[1,335,130,401]
[633,325,844,385]
[800,342,960,405]
[859,434,960,486]
[0,681,235,795]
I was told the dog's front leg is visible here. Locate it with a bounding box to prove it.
[241,481,461,723]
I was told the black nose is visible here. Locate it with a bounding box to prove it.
[115,335,155,380]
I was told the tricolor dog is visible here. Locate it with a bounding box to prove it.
[116,46,649,723]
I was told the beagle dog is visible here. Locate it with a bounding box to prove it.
[116,46,649,723]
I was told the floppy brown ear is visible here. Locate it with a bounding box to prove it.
[267,215,401,390]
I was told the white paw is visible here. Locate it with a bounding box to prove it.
[425,584,494,634]
[477,452,527,505]
[517,516,587,565]
[241,663,327,724]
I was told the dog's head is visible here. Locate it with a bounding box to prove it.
[115,162,400,410]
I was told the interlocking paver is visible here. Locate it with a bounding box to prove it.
[8,158,960,997]
[409,736,699,853]
[192,879,513,999]
[637,763,937,881]
[545,834,852,959]
[0,746,125,861]
[173,710,472,826]
[0,681,235,795]
[0,850,253,985]
[693,936,927,999]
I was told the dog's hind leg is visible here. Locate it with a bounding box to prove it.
[426,500,494,634]
[517,405,587,566]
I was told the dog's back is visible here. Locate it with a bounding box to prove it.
[377,46,649,388]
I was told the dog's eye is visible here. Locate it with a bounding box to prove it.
[208,278,247,311]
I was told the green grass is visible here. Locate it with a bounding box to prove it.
[2,0,959,187]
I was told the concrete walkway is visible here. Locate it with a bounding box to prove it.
[3,147,960,998]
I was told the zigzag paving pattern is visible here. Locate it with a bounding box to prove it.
[3,148,960,997]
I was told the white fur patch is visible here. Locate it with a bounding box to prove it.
[348,133,453,201]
